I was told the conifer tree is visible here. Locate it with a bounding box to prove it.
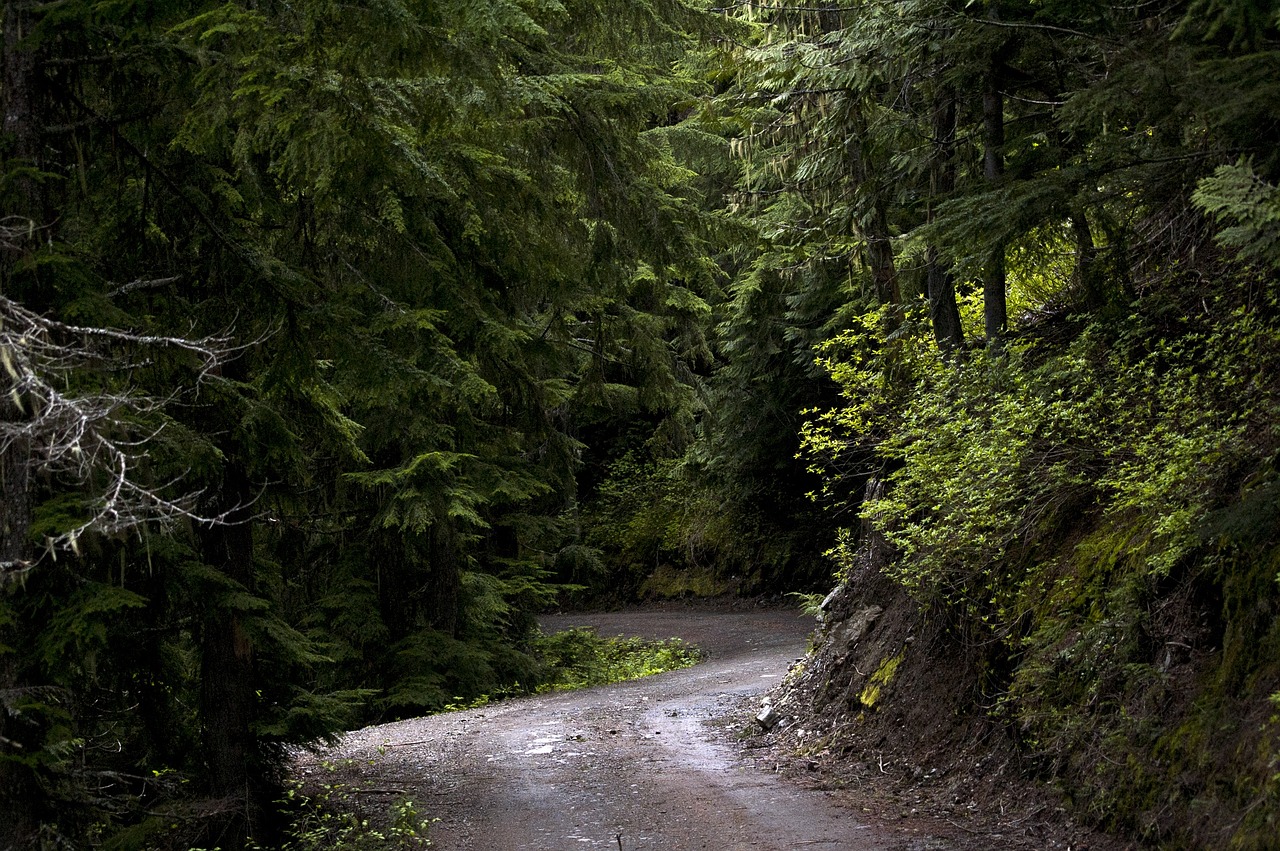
[3,0,733,843]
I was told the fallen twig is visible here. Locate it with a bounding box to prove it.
[945,819,986,835]
[1006,804,1046,826]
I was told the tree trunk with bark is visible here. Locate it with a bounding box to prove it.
[982,47,1008,344]
[197,460,262,848]
[1072,210,1104,308]
[927,88,964,350]
[1,2,43,843]
[848,115,902,331]
[428,519,461,637]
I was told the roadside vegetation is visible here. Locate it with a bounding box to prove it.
[533,629,702,693]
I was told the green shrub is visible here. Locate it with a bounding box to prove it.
[532,627,701,692]
[803,292,1280,846]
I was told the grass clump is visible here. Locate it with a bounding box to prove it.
[533,627,701,692]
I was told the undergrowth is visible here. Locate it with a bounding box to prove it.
[532,627,702,692]
[802,285,1280,847]
[264,760,435,851]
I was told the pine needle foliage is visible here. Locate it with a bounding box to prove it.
[2,0,734,845]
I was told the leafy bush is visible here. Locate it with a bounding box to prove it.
[808,296,1280,623]
[803,289,1280,846]
[532,627,701,692]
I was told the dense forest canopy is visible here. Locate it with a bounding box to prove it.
[2,0,1279,847]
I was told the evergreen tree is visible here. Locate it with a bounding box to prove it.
[2,0,732,844]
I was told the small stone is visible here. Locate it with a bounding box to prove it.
[756,705,780,730]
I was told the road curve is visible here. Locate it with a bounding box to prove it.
[303,607,912,850]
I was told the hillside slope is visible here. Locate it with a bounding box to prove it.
[770,296,1280,849]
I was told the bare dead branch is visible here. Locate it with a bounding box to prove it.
[1,293,243,577]
[107,275,182,297]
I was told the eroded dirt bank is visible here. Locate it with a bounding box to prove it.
[297,605,1126,850]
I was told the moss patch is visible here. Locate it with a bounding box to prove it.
[859,650,905,709]
[639,564,739,599]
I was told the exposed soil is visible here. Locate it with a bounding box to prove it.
[295,602,1132,850]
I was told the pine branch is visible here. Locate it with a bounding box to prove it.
[54,85,276,278]
[973,17,1121,45]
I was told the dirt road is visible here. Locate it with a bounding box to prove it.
[303,606,965,850]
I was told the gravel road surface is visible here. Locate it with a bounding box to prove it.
[300,606,962,850]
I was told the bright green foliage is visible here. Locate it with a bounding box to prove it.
[807,283,1280,847]
[532,627,701,691]
[814,297,1280,605]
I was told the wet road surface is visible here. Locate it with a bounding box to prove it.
[304,607,924,850]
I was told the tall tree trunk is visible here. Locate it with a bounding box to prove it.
[866,206,902,326]
[0,425,31,574]
[926,248,963,348]
[198,461,261,848]
[0,442,36,848]
[1,0,41,566]
[982,52,1007,343]
[1072,209,1104,308]
[927,87,963,350]
[3,0,40,211]
[1,3,43,843]
[137,570,180,768]
[377,531,422,642]
[849,115,902,331]
[428,519,461,637]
